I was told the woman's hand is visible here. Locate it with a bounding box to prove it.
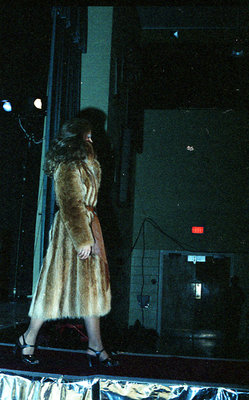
[78,245,91,260]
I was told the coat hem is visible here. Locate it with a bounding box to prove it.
[28,309,111,322]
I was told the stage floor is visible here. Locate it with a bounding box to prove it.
[0,304,248,398]
[0,300,248,361]
[0,343,248,389]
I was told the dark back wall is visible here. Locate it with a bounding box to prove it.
[133,109,249,254]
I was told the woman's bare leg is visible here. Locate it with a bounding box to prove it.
[19,318,44,355]
[84,316,108,361]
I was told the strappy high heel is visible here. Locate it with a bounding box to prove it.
[87,346,119,368]
[14,334,39,365]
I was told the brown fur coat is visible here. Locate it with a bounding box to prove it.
[29,158,111,320]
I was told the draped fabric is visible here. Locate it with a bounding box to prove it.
[0,374,96,400]
[0,373,245,400]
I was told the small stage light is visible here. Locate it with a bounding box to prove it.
[2,100,12,112]
[34,98,42,110]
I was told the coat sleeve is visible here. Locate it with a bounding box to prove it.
[54,162,94,252]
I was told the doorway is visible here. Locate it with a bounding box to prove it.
[160,252,231,336]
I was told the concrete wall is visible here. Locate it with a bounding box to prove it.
[80,7,113,119]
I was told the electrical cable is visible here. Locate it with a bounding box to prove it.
[125,216,198,268]
[18,115,43,145]
[146,217,197,251]
[132,216,198,325]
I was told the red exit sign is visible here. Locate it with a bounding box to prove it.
[192,226,204,234]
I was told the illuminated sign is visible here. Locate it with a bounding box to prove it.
[192,226,204,234]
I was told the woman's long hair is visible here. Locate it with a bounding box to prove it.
[44,118,93,177]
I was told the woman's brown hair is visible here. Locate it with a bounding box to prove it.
[44,118,93,177]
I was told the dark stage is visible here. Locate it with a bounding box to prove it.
[0,342,249,399]
[1,5,249,399]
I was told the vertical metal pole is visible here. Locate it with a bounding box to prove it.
[40,8,57,264]
[48,26,65,229]
[32,6,86,293]
[32,8,57,293]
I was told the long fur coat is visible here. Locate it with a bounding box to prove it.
[29,158,111,320]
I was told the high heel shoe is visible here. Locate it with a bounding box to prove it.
[14,334,39,365]
[86,347,119,368]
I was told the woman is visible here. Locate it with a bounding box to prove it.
[15,118,117,367]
